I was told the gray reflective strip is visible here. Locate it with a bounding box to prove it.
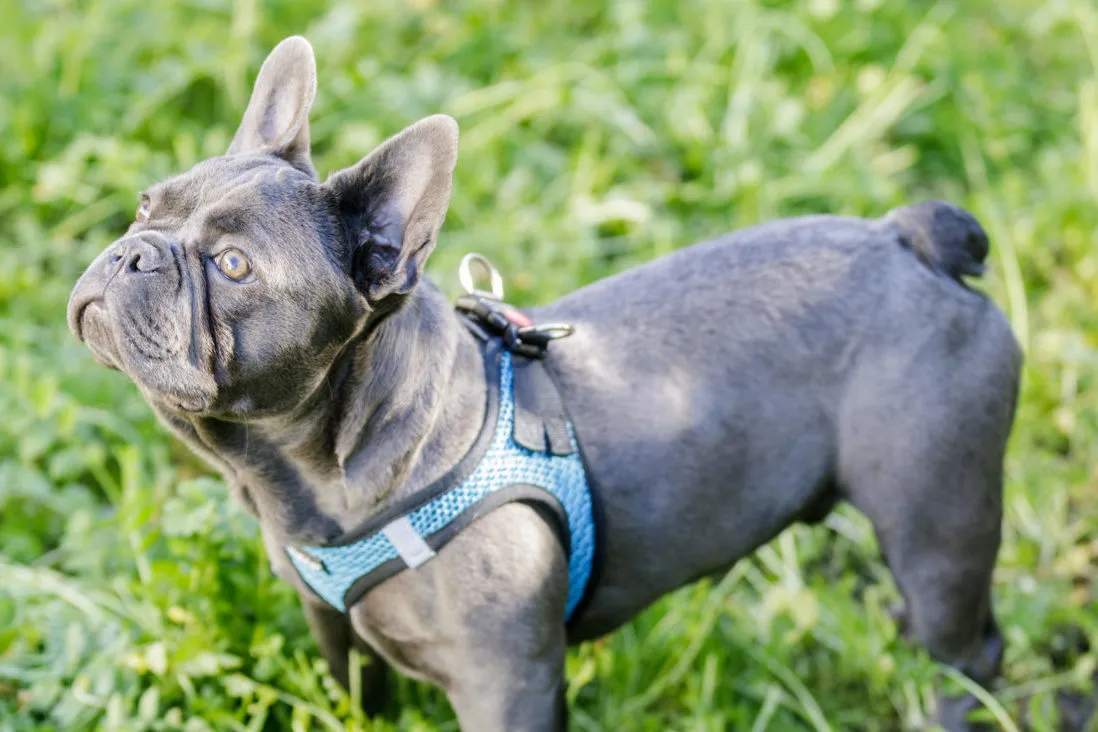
[381,516,436,568]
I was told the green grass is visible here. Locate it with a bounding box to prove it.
[1,0,1097,729]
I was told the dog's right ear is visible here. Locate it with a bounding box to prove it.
[227,36,317,177]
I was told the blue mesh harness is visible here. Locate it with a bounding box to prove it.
[285,341,599,622]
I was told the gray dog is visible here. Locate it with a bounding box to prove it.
[68,37,1021,730]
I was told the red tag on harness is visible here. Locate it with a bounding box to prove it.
[502,307,533,328]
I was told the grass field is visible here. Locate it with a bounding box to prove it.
[2,0,1097,729]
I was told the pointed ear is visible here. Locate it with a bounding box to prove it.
[227,36,317,177]
[325,115,459,304]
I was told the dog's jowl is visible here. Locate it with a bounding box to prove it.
[68,36,1022,731]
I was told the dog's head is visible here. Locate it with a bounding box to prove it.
[67,37,458,418]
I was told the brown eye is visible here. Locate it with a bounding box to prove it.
[136,197,151,222]
[216,248,252,281]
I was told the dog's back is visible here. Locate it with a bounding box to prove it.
[537,205,1021,658]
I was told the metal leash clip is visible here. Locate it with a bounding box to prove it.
[459,253,505,300]
[455,253,574,358]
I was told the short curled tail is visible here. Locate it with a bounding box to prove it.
[886,201,989,282]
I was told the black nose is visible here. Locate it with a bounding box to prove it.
[109,236,166,274]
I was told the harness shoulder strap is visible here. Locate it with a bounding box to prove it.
[512,356,574,457]
[286,344,599,622]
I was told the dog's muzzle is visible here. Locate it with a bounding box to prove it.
[67,234,172,342]
[66,233,217,414]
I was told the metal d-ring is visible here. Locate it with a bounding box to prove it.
[518,323,576,340]
[458,253,505,300]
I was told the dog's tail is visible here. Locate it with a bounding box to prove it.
[885,200,989,282]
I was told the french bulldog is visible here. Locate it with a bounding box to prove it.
[68,36,1022,731]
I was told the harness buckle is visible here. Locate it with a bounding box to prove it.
[455,254,574,358]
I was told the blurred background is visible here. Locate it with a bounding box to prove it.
[1,0,1097,729]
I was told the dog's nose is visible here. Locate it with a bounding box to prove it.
[109,236,166,274]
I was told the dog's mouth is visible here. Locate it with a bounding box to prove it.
[70,297,101,343]
[69,297,125,371]
[68,279,100,341]
[68,264,220,414]
[158,391,213,414]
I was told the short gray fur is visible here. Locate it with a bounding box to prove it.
[67,36,1022,731]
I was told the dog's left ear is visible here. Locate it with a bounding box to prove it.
[324,115,459,304]
[228,36,317,177]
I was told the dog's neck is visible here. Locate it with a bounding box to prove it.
[167,280,487,545]
[329,282,489,521]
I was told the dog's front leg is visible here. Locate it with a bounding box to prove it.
[442,607,568,732]
[261,523,391,715]
[445,643,567,732]
[353,502,569,732]
[301,599,391,716]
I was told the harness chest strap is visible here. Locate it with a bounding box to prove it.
[284,341,600,622]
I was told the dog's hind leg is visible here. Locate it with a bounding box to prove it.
[836,303,1021,730]
[841,411,1007,729]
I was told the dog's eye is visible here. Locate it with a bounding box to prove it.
[216,248,252,281]
[135,197,151,222]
